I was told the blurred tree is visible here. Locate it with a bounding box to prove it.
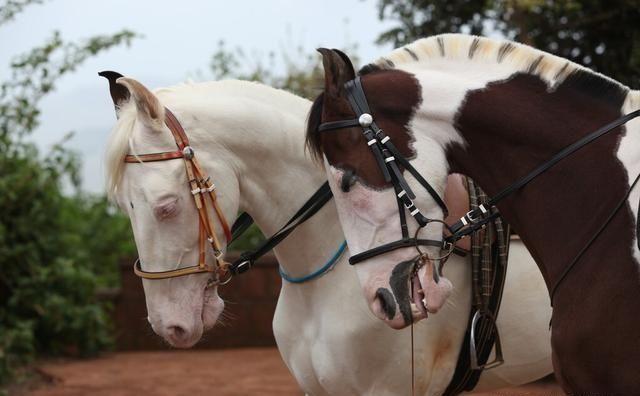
[0,0,42,24]
[376,0,640,87]
[209,39,327,99]
[0,0,136,388]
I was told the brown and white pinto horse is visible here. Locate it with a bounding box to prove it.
[307,34,640,394]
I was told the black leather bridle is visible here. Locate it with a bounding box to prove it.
[317,75,640,303]
[318,76,453,265]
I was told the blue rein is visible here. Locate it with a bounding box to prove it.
[279,241,348,284]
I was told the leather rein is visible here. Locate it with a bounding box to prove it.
[318,77,454,266]
[317,75,640,302]
[125,108,337,283]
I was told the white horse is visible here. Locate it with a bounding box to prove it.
[103,77,552,395]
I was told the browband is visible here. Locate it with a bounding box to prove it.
[317,118,361,132]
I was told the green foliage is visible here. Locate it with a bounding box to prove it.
[209,39,344,100]
[0,0,42,25]
[1,29,137,143]
[376,0,488,46]
[376,0,640,87]
[227,225,266,252]
[0,1,137,386]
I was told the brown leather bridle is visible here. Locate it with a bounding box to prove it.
[125,107,232,281]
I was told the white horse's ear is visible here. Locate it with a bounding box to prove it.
[115,77,165,131]
[98,70,130,118]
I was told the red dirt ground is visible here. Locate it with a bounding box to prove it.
[26,348,563,396]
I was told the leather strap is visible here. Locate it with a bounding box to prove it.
[317,76,450,265]
[449,109,640,240]
[124,151,184,162]
[228,182,333,275]
[549,171,640,304]
[229,212,255,244]
[442,179,510,395]
[348,238,466,265]
[317,118,360,132]
[133,258,217,279]
[126,107,232,280]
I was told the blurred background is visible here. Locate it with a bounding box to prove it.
[1,0,638,394]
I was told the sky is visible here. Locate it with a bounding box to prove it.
[0,0,395,192]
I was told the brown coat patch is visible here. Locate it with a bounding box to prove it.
[309,69,422,189]
[447,71,640,393]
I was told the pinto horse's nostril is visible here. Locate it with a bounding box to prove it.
[340,169,356,193]
[375,288,397,320]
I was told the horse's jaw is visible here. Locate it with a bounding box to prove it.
[145,281,224,349]
[202,286,225,331]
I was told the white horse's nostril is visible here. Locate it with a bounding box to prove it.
[167,325,187,339]
[164,323,201,348]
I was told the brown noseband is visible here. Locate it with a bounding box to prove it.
[125,108,232,281]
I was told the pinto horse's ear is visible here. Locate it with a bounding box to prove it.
[331,48,355,77]
[115,77,165,131]
[317,48,355,98]
[98,71,130,118]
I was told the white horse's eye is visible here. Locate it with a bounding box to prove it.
[153,197,179,220]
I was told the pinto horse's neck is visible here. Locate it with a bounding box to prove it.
[444,72,635,293]
[435,71,640,392]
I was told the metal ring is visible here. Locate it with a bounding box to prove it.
[413,221,455,261]
[217,269,233,285]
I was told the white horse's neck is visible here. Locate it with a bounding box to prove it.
[161,81,344,277]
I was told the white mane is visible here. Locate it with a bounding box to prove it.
[376,34,639,102]
[105,103,136,199]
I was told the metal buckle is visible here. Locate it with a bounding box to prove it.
[441,240,454,254]
[464,209,482,224]
[412,224,455,262]
[234,260,252,275]
[464,204,489,225]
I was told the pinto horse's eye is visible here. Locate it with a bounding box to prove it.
[130,201,134,209]
[341,169,357,193]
